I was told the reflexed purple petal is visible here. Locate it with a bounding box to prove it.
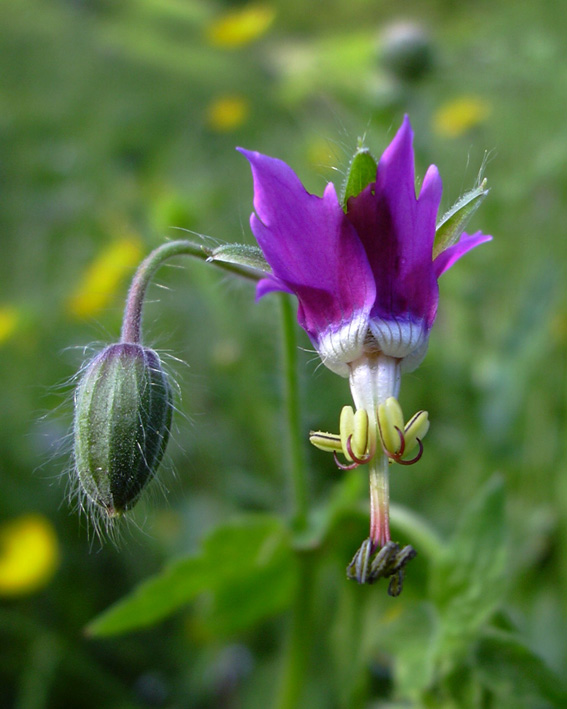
[239,148,376,338]
[255,275,294,299]
[433,231,492,278]
[346,116,442,326]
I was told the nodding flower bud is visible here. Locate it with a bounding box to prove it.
[73,343,173,517]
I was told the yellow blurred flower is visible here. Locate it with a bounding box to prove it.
[205,95,250,132]
[68,237,143,318]
[206,4,275,49]
[433,96,491,138]
[0,515,60,596]
[0,305,20,345]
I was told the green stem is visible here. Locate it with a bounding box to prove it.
[279,294,309,531]
[120,239,262,344]
[276,553,314,709]
[276,295,313,709]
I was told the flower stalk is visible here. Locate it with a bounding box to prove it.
[121,239,262,344]
[280,294,309,531]
[277,296,313,708]
[74,238,265,521]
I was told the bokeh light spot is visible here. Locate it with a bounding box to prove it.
[206,95,250,132]
[0,515,60,596]
[0,306,20,345]
[68,237,143,318]
[433,96,491,138]
[206,5,275,49]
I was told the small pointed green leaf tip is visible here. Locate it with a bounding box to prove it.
[434,178,489,259]
[209,243,270,274]
[342,147,378,209]
[73,343,173,517]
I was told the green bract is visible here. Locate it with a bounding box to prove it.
[210,243,270,273]
[73,343,173,516]
[434,178,489,258]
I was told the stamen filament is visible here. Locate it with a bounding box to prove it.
[345,435,373,465]
[333,451,359,470]
[394,437,424,465]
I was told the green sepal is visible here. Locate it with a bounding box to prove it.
[434,178,489,258]
[342,145,378,209]
[209,243,270,273]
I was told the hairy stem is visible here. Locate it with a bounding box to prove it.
[120,239,262,344]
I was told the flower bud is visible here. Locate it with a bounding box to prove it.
[379,22,435,83]
[73,343,173,517]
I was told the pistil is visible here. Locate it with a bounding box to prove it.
[368,452,391,549]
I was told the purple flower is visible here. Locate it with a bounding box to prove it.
[238,116,491,377]
[239,117,491,583]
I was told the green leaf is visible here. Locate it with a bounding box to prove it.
[440,663,485,708]
[210,244,270,273]
[342,147,378,208]
[433,179,489,258]
[476,629,567,707]
[382,601,440,699]
[86,515,296,637]
[202,545,296,636]
[431,476,507,662]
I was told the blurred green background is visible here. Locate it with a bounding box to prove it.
[1,0,566,707]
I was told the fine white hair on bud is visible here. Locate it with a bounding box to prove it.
[73,342,173,519]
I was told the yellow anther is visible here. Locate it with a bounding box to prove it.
[310,406,376,467]
[339,406,355,462]
[309,431,342,453]
[351,409,370,460]
[378,397,405,454]
[403,410,429,455]
[310,406,371,464]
